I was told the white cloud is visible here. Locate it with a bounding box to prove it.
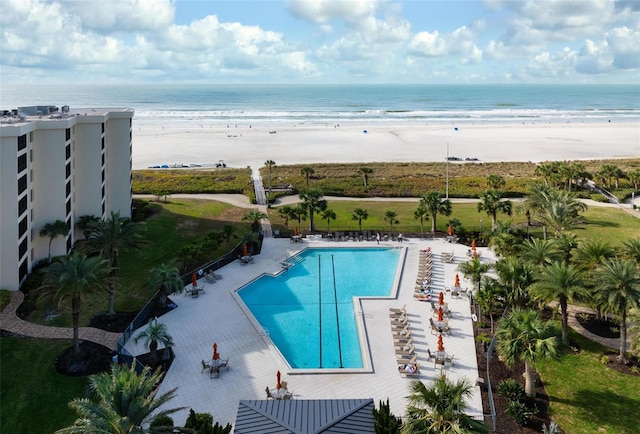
[59,0,175,32]
[606,25,640,69]
[408,26,479,63]
[286,0,380,24]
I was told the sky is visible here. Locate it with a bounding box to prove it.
[1,0,639,84]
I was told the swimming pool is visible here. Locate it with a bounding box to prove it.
[236,247,403,371]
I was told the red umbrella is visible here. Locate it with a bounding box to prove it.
[438,291,444,305]
[294,226,299,236]
[447,225,453,236]
[192,273,198,287]
[471,239,477,251]
[437,334,444,352]
[276,370,282,390]
[454,274,460,287]
[437,306,443,321]
[243,244,248,256]
[212,343,219,361]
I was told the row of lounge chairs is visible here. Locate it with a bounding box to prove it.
[414,248,434,302]
[389,306,420,376]
[204,271,223,283]
[440,250,455,263]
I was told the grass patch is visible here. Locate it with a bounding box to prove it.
[0,337,88,434]
[537,330,640,434]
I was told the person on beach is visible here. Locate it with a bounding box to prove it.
[376,233,380,244]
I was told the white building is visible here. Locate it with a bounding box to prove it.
[0,106,134,290]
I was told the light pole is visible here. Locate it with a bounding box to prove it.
[479,218,483,234]
[445,142,449,200]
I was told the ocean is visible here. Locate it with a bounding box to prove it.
[2,83,639,126]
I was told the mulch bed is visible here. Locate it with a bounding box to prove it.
[55,340,114,376]
[575,313,620,339]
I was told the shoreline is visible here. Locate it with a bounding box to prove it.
[131,121,640,170]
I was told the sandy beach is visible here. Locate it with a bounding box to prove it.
[132,122,639,170]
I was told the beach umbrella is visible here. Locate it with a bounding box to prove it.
[294,226,299,236]
[437,306,443,321]
[437,334,445,352]
[243,244,248,256]
[438,291,444,305]
[212,343,219,361]
[454,273,460,287]
[471,239,477,251]
[276,370,282,390]
[192,273,197,287]
[447,225,453,236]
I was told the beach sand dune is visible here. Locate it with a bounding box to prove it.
[132,122,640,169]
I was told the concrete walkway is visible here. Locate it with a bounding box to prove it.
[0,291,121,350]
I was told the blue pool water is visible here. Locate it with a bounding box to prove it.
[238,247,401,369]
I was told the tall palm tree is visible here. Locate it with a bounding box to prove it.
[521,183,553,239]
[537,190,587,236]
[277,205,294,227]
[402,377,488,434]
[56,363,183,434]
[627,169,640,190]
[553,232,579,265]
[457,257,490,294]
[534,162,558,187]
[299,188,327,231]
[321,209,337,232]
[621,238,640,265]
[360,167,373,187]
[147,264,183,308]
[530,261,586,345]
[495,256,535,309]
[384,210,399,232]
[82,211,148,316]
[134,319,174,367]
[475,277,505,334]
[420,192,452,233]
[77,215,100,238]
[300,166,315,188]
[40,254,108,353]
[39,219,69,263]
[518,238,559,268]
[477,189,512,232]
[495,309,560,397]
[264,160,276,192]
[352,208,369,232]
[486,174,506,190]
[594,258,640,362]
[242,210,268,233]
[413,204,429,239]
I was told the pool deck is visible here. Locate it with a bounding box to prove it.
[124,236,494,427]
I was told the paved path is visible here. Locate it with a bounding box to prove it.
[0,291,121,350]
[563,303,632,350]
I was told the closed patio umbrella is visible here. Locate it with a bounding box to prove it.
[212,343,219,361]
[192,273,197,287]
[447,225,453,236]
[437,306,443,321]
[438,291,444,305]
[437,334,444,352]
[276,370,282,390]
[454,273,460,287]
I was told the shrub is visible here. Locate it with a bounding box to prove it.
[372,398,402,434]
[184,409,232,434]
[542,421,560,434]
[506,400,537,426]
[497,378,526,402]
[149,415,174,433]
[600,354,609,365]
[0,289,11,312]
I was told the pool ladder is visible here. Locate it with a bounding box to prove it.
[281,255,305,269]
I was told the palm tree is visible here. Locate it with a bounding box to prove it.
[300,166,315,188]
[299,188,327,231]
[530,261,586,345]
[321,209,337,232]
[413,204,429,239]
[594,258,640,362]
[457,257,490,294]
[57,363,183,434]
[291,205,308,228]
[420,192,452,233]
[76,215,100,238]
[627,169,640,190]
[40,254,108,353]
[351,208,369,232]
[495,309,560,397]
[81,211,148,316]
[39,219,69,263]
[621,238,640,265]
[477,189,512,232]
[277,205,294,227]
[242,209,268,233]
[264,160,276,192]
[402,377,488,434]
[359,167,374,187]
[521,183,553,239]
[486,174,506,190]
[574,239,616,280]
[537,190,587,236]
[475,277,506,334]
[518,238,559,268]
[220,224,237,244]
[495,256,535,309]
[147,264,183,308]
[384,210,399,233]
[553,232,579,265]
[134,318,174,367]
[534,162,558,187]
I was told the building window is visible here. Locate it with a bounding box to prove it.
[66,128,71,141]
[101,137,105,150]
[19,216,28,237]
[67,236,72,252]
[19,238,28,258]
[19,259,29,282]
[66,162,71,179]
[66,199,71,216]
[66,144,71,160]
[18,154,27,173]
[102,202,106,215]
[18,134,27,151]
[29,132,33,142]
[66,181,71,197]
[102,170,105,183]
[102,123,105,134]
[101,153,105,166]
[18,196,28,215]
[18,174,27,195]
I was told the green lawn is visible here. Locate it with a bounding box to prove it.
[0,338,88,434]
[537,330,640,434]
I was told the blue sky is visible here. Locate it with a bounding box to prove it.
[1,0,639,84]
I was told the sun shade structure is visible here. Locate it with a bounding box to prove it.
[234,399,375,433]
